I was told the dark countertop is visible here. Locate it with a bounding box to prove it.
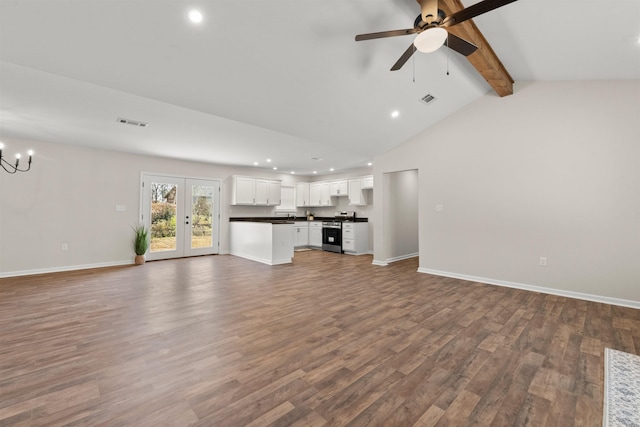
[229,218,294,224]
[229,217,368,223]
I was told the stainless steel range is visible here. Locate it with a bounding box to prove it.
[321,212,356,253]
[321,221,343,253]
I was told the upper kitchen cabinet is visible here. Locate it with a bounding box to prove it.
[329,180,348,197]
[361,175,373,189]
[349,176,373,206]
[276,186,296,212]
[230,176,281,206]
[255,179,281,205]
[296,182,310,207]
[232,176,256,205]
[309,182,334,207]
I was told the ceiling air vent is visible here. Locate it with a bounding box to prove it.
[117,117,149,127]
[420,94,437,105]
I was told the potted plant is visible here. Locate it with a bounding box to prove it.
[133,224,150,265]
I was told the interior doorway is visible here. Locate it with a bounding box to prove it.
[141,174,220,261]
[383,169,419,263]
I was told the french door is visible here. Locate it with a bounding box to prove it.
[141,174,220,260]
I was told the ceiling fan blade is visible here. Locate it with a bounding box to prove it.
[390,44,417,71]
[442,0,518,27]
[355,28,417,42]
[444,33,477,56]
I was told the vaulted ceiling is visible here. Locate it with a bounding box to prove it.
[1,0,638,175]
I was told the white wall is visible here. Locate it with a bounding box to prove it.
[373,80,640,307]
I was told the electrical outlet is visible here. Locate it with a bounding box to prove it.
[435,204,444,212]
[61,243,69,251]
[539,257,547,266]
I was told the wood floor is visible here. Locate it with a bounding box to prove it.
[1,251,638,426]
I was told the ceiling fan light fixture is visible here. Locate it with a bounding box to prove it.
[414,27,447,53]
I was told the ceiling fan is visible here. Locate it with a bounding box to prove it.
[355,0,518,71]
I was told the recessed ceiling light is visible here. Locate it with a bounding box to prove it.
[290,171,295,174]
[330,168,334,172]
[313,171,317,174]
[266,158,272,163]
[367,162,373,166]
[391,110,400,118]
[253,162,259,166]
[188,10,203,24]
[273,167,278,170]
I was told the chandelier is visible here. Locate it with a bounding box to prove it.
[0,142,34,174]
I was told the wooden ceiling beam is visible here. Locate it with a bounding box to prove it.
[429,0,515,97]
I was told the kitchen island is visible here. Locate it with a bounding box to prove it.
[229,219,294,265]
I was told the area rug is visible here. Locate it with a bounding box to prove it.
[604,348,640,426]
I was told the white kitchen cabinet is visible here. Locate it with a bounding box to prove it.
[348,179,367,206]
[293,221,309,247]
[267,180,281,205]
[308,221,323,247]
[255,179,269,205]
[232,176,256,205]
[342,222,368,255]
[361,175,374,189]
[329,180,348,196]
[276,186,295,212]
[231,176,281,206]
[309,183,321,206]
[309,182,333,207]
[296,182,310,207]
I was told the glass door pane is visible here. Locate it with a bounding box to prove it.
[150,182,178,253]
[142,175,185,261]
[189,184,213,249]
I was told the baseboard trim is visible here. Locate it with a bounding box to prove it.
[418,268,640,309]
[372,253,418,267]
[386,253,419,264]
[229,252,292,266]
[0,260,133,278]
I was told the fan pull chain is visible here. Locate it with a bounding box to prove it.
[446,34,450,76]
[412,50,416,83]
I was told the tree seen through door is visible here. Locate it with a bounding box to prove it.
[189,185,213,249]
[150,182,178,252]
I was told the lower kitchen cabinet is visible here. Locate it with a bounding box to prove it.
[309,221,323,248]
[294,222,309,247]
[342,222,369,255]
